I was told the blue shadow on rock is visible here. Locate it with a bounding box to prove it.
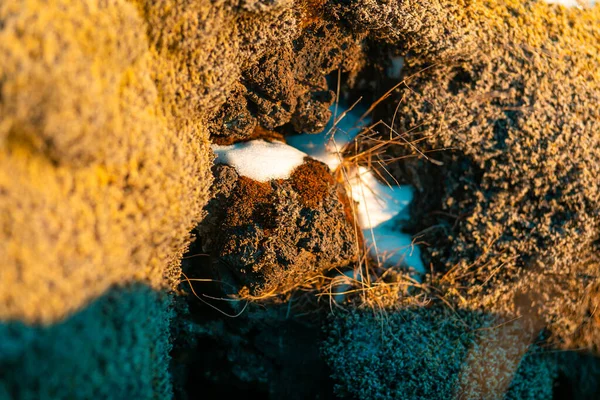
[0,284,173,400]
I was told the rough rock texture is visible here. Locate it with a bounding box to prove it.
[314,1,600,396]
[209,1,365,144]
[0,286,173,399]
[0,0,358,397]
[323,307,556,400]
[368,0,600,350]
[197,159,357,297]
[336,0,479,61]
[132,0,299,125]
[0,0,218,397]
[386,2,600,350]
[0,0,212,325]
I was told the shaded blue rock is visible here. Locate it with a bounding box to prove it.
[0,285,173,400]
[323,306,556,400]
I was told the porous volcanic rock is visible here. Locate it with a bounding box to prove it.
[197,157,357,297]
[377,0,600,350]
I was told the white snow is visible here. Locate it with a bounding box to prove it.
[544,0,596,6]
[387,56,404,79]
[213,102,426,277]
[210,0,598,293]
[365,222,424,274]
[212,139,307,182]
[348,167,425,274]
[286,104,370,170]
[348,167,413,229]
[332,269,362,305]
[289,104,425,275]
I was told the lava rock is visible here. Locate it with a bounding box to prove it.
[198,159,357,297]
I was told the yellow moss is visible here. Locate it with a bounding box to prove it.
[297,0,328,28]
[0,0,212,324]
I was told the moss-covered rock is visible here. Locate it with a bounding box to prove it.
[323,307,556,400]
[0,285,173,399]
[336,0,479,60]
[0,0,323,397]
[378,0,600,349]
[3,0,600,397]
[208,4,365,143]
[0,0,212,324]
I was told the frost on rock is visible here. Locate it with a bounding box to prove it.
[324,308,557,400]
[212,139,307,182]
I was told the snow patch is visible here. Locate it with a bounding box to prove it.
[212,102,426,277]
[387,56,404,79]
[349,167,413,229]
[544,0,596,7]
[289,104,425,276]
[286,105,370,170]
[349,167,425,274]
[212,140,307,182]
[365,222,424,274]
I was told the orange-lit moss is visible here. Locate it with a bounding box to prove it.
[130,0,299,127]
[0,0,212,324]
[0,0,333,324]
[289,159,335,208]
[298,0,328,28]
[224,176,277,231]
[131,0,240,124]
[342,0,479,61]
[336,183,363,249]
[249,126,287,143]
[384,0,600,349]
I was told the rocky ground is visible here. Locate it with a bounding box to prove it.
[1,0,600,399]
